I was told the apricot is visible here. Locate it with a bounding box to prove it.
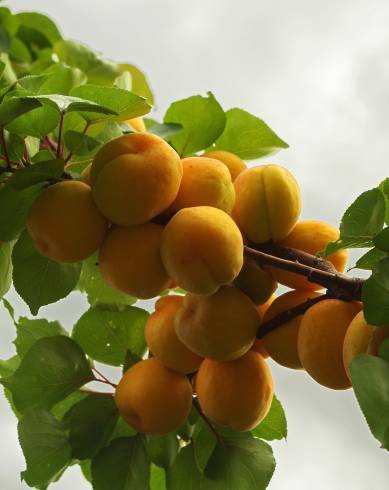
[271,221,348,291]
[233,257,277,305]
[343,311,389,378]
[175,285,260,361]
[260,291,321,369]
[251,339,269,358]
[196,351,273,431]
[298,299,362,389]
[80,164,91,186]
[99,223,169,299]
[91,133,182,226]
[257,294,276,317]
[203,150,246,181]
[168,157,235,214]
[115,358,192,435]
[126,117,146,132]
[232,164,301,243]
[161,206,243,295]
[145,296,203,374]
[27,181,107,263]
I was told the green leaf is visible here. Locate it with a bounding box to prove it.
[146,433,179,469]
[71,84,150,123]
[119,63,154,104]
[110,416,137,441]
[166,445,202,489]
[164,92,225,156]
[9,37,31,63]
[16,11,62,45]
[148,122,183,140]
[92,436,150,490]
[18,408,71,488]
[63,393,118,459]
[351,354,389,450]
[354,247,388,270]
[72,305,148,366]
[123,350,142,373]
[2,131,25,160]
[80,460,92,483]
[0,96,42,126]
[39,63,87,95]
[78,254,136,308]
[32,94,118,116]
[379,339,389,362]
[150,464,166,490]
[115,71,132,91]
[324,189,386,255]
[12,231,82,315]
[192,419,217,473]
[0,354,20,377]
[251,395,287,441]
[1,335,93,412]
[14,317,67,357]
[55,39,119,86]
[0,26,11,52]
[362,258,389,325]
[0,183,41,241]
[8,158,65,190]
[6,100,59,138]
[0,240,13,298]
[17,75,50,94]
[373,227,389,252]
[64,130,101,156]
[379,178,389,225]
[51,390,88,420]
[210,107,288,160]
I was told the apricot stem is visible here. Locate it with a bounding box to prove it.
[92,367,117,388]
[57,112,65,159]
[193,397,224,445]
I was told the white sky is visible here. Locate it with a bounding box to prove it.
[1,0,389,489]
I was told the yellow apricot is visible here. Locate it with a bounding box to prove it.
[196,351,273,431]
[251,339,269,358]
[91,133,182,226]
[175,285,260,361]
[115,358,192,435]
[233,257,277,305]
[233,164,301,243]
[298,299,362,389]
[126,117,146,132]
[261,291,321,369]
[202,150,247,181]
[161,206,243,295]
[257,294,276,317]
[145,296,203,374]
[99,223,169,299]
[168,157,235,214]
[271,220,348,291]
[80,163,91,186]
[343,311,389,378]
[27,181,107,263]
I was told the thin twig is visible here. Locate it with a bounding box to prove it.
[193,397,224,445]
[93,367,117,388]
[57,112,65,159]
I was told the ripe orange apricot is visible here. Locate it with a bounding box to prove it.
[233,164,301,243]
[260,291,321,369]
[168,157,235,214]
[91,133,182,226]
[115,358,193,435]
[298,299,362,389]
[233,257,277,305]
[145,296,203,374]
[99,223,169,299]
[126,117,146,132]
[161,206,243,295]
[251,339,269,358]
[257,294,276,317]
[271,220,348,291]
[343,311,389,378]
[27,180,107,263]
[202,150,246,181]
[175,285,260,361]
[196,351,274,431]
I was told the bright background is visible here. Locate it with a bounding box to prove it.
[2,0,389,488]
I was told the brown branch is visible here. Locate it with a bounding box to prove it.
[56,113,65,159]
[244,245,363,300]
[193,397,224,445]
[92,367,117,388]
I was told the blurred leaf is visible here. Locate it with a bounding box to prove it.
[148,122,182,140]
[379,339,389,362]
[119,63,154,104]
[115,70,132,91]
[12,230,81,315]
[146,433,179,469]
[123,350,142,373]
[210,107,288,160]
[18,408,71,488]
[71,84,150,123]
[351,354,389,450]
[1,335,93,412]
[164,92,225,156]
[109,416,137,441]
[354,247,387,270]
[55,39,119,85]
[63,393,118,460]
[15,11,62,46]
[14,316,67,357]
[51,390,88,420]
[0,183,41,241]
[0,96,41,126]
[373,227,389,252]
[78,253,136,308]
[39,63,87,95]
[64,130,100,156]
[72,305,148,366]
[92,436,150,490]
[8,158,65,190]
[362,258,389,325]
[251,395,287,441]
[9,37,31,63]
[0,26,11,52]
[379,178,389,225]
[150,464,166,490]
[0,240,13,298]
[324,188,386,255]
[1,131,24,160]
[80,460,92,483]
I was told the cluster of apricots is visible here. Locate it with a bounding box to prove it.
[26,118,389,436]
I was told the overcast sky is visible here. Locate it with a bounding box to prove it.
[2,0,389,489]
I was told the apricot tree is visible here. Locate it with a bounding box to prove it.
[0,5,388,490]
